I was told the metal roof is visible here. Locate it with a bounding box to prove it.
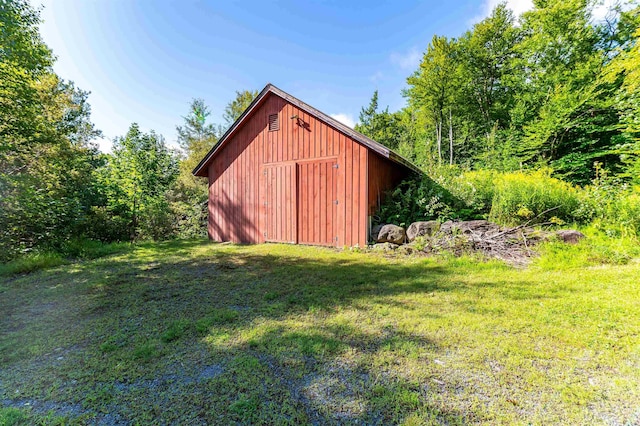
[192,83,422,176]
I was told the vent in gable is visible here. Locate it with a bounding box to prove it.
[268,114,279,131]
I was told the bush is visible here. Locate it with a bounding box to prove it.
[375,175,472,226]
[377,167,597,227]
[487,169,587,226]
[138,198,175,241]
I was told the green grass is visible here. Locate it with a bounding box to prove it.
[1,239,639,424]
[0,252,66,276]
[0,240,132,277]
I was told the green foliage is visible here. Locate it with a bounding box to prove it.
[377,168,594,227]
[581,164,640,237]
[222,89,258,129]
[176,98,219,155]
[487,169,586,225]
[0,252,64,276]
[0,0,103,261]
[98,124,179,242]
[375,175,469,226]
[536,227,640,268]
[394,0,638,182]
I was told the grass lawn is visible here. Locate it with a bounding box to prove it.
[1,240,639,425]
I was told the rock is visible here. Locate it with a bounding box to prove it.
[439,220,499,236]
[439,221,455,235]
[371,242,399,252]
[397,244,416,255]
[371,224,385,241]
[376,224,406,244]
[556,229,585,244]
[406,221,440,241]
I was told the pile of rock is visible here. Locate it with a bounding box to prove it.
[370,220,585,266]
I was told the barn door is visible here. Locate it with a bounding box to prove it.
[263,163,297,243]
[297,159,338,246]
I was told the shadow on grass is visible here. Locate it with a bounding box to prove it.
[1,240,540,424]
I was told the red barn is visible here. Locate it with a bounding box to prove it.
[193,84,419,247]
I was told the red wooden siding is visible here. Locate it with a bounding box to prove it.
[367,151,411,216]
[208,92,382,247]
[297,159,338,246]
[264,163,296,243]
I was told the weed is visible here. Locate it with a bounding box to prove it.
[0,252,65,276]
[132,343,159,361]
[195,309,239,333]
[161,319,191,342]
[1,240,638,424]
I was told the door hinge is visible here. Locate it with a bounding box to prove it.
[333,164,339,169]
[264,232,267,237]
[334,200,339,205]
[263,170,267,176]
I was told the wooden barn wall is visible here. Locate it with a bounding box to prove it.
[208,93,369,247]
[367,151,411,216]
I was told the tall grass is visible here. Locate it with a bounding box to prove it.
[0,239,132,276]
[379,166,639,237]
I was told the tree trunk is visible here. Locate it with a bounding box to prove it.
[436,120,442,164]
[449,107,453,166]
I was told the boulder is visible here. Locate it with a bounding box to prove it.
[371,242,399,252]
[376,224,406,244]
[556,230,585,244]
[439,220,499,236]
[371,224,385,241]
[406,221,440,241]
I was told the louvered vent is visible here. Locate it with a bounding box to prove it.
[268,114,279,131]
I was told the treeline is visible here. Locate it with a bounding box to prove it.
[0,0,256,261]
[356,0,640,185]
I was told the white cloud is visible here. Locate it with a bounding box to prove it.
[390,47,421,71]
[470,0,533,24]
[369,71,384,83]
[330,113,356,128]
[94,136,113,153]
[592,0,634,23]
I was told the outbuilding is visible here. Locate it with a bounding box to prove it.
[193,84,419,247]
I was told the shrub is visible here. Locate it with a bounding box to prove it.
[487,169,586,226]
[138,198,175,241]
[375,176,469,226]
[376,167,603,228]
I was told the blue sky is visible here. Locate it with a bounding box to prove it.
[38,0,534,152]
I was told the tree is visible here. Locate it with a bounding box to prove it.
[100,124,179,241]
[406,35,459,165]
[604,8,640,180]
[171,99,219,238]
[176,98,218,158]
[513,0,631,182]
[0,0,102,259]
[356,91,396,148]
[222,89,258,129]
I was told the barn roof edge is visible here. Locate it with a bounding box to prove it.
[192,83,422,176]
